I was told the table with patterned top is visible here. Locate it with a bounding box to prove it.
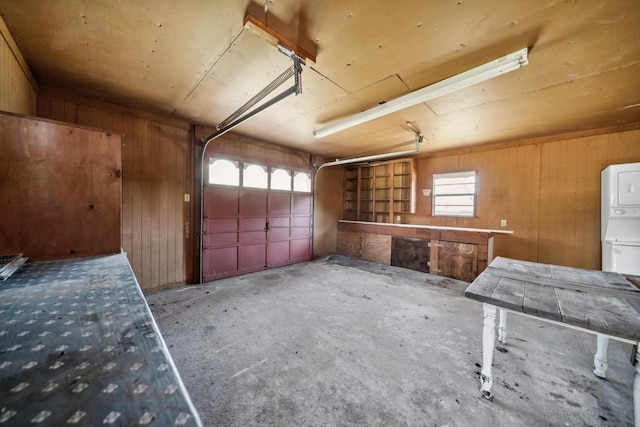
[0,253,202,426]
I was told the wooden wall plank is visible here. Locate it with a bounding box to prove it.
[176,126,187,285]
[148,123,160,290]
[130,118,144,283]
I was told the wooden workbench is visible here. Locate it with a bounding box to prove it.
[464,256,640,426]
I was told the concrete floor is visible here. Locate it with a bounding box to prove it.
[146,255,635,426]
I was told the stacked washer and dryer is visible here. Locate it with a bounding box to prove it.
[601,162,640,275]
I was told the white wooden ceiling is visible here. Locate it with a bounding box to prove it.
[1,0,639,158]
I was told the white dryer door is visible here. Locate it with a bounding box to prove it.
[609,243,640,275]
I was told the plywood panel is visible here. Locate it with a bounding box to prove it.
[36,89,191,292]
[391,237,429,273]
[437,241,478,282]
[0,112,121,259]
[361,233,391,265]
[336,230,361,258]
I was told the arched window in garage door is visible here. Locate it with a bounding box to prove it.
[203,158,313,282]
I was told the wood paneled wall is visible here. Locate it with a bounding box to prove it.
[37,89,192,292]
[0,16,37,115]
[403,127,640,270]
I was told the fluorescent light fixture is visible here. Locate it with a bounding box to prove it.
[313,48,528,138]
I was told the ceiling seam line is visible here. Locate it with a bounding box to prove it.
[173,28,248,113]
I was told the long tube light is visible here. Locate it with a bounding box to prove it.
[313,48,528,138]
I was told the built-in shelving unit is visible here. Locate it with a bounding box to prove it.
[344,158,416,223]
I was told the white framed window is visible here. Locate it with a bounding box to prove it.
[243,163,268,189]
[293,171,311,192]
[432,171,476,217]
[271,168,292,191]
[209,158,239,186]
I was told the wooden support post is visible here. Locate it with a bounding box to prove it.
[593,334,609,379]
[481,303,497,400]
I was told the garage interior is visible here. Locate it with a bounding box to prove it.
[1,1,639,426]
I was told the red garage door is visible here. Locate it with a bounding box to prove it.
[202,159,312,282]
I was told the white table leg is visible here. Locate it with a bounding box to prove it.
[634,344,639,427]
[593,334,609,379]
[498,309,507,344]
[481,303,497,400]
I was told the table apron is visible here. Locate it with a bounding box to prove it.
[485,304,639,346]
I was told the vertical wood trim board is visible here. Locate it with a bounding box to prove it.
[37,89,191,292]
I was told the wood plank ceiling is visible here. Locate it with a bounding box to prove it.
[1,0,639,158]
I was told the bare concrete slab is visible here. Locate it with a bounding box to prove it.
[146,255,635,426]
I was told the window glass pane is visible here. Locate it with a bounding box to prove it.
[209,158,239,186]
[433,182,475,195]
[293,172,311,192]
[434,204,475,216]
[243,163,268,189]
[271,168,291,191]
[432,171,476,217]
[434,195,475,206]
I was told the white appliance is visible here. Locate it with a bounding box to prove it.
[601,162,640,275]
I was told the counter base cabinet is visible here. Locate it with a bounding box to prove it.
[337,222,494,282]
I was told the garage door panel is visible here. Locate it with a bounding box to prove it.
[269,217,290,228]
[240,190,268,215]
[206,232,238,247]
[291,216,310,227]
[291,239,311,260]
[268,228,290,241]
[239,231,266,244]
[205,187,239,216]
[204,246,237,276]
[239,244,266,269]
[291,226,311,238]
[292,194,312,214]
[268,241,290,266]
[240,217,267,231]
[207,218,238,234]
[269,193,291,214]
